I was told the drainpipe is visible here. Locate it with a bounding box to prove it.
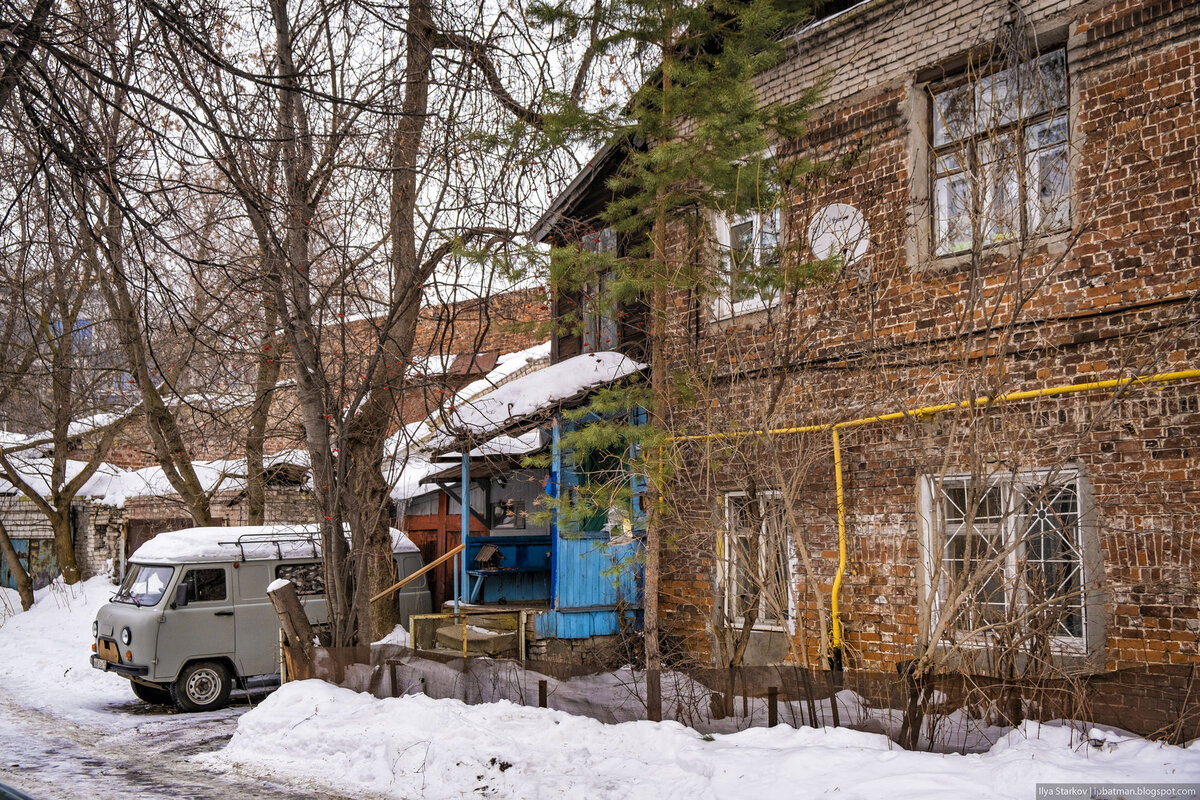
[460,450,469,610]
[829,428,847,673]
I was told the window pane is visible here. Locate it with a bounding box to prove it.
[980,134,1020,244]
[116,564,175,606]
[730,219,754,264]
[1022,483,1083,638]
[933,475,1085,642]
[931,50,1069,257]
[933,83,973,146]
[1026,116,1070,233]
[761,500,789,623]
[939,482,1007,629]
[734,532,757,618]
[977,64,1021,131]
[187,568,227,603]
[729,220,756,302]
[1025,50,1068,117]
[760,209,781,266]
[934,173,972,255]
[725,495,789,624]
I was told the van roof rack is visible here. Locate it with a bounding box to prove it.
[218,530,321,560]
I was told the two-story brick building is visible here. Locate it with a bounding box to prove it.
[537,0,1200,734]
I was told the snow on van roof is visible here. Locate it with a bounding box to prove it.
[130,524,418,563]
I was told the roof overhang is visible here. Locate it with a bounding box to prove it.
[428,352,644,455]
[530,138,631,244]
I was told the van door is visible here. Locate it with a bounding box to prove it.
[234,563,278,678]
[157,566,235,681]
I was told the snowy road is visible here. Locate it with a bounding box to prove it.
[0,693,354,800]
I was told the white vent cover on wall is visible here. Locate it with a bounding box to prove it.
[808,203,869,266]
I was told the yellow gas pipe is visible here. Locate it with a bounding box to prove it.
[667,368,1200,664]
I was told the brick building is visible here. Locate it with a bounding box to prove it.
[537,0,1200,734]
[0,286,551,590]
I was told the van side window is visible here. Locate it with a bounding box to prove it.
[275,563,325,596]
[183,569,227,603]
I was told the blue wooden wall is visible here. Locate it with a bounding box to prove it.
[535,412,645,639]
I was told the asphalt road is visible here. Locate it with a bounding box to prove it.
[0,692,357,800]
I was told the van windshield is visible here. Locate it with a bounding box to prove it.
[114,564,175,607]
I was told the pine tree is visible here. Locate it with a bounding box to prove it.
[534,0,825,719]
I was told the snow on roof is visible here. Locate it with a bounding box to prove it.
[389,453,439,503]
[384,342,554,500]
[451,341,552,407]
[116,450,311,502]
[0,450,310,508]
[429,351,643,450]
[384,342,639,499]
[66,412,125,437]
[0,430,30,449]
[19,408,139,446]
[0,458,131,502]
[472,430,545,458]
[131,524,418,563]
[389,430,545,503]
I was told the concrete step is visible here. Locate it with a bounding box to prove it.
[435,625,518,657]
[469,613,520,631]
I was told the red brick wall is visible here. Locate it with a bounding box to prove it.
[652,0,1200,681]
[91,287,550,467]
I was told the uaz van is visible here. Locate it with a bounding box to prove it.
[90,524,430,711]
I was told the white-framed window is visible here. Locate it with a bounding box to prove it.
[921,470,1087,647]
[720,491,791,628]
[712,207,782,319]
[930,49,1070,256]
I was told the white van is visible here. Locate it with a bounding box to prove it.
[90,524,430,712]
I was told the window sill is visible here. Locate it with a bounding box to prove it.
[921,228,1072,273]
[709,296,780,330]
[728,618,793,633]
[932,635,1101,674]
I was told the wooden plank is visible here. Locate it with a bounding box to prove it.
[370,543,465,603]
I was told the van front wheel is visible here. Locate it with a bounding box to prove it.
[171,661,232,712]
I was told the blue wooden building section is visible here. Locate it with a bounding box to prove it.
[534,410,645,639]
[465,534,551,604]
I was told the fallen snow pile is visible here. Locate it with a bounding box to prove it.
[203,680,1200,800]
[0,577,133,723]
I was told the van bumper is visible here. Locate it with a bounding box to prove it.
[90,655,150,677]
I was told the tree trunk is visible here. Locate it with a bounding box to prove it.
[246,302,281,526]
[50,508,80,585]
[642,18,676,724]
[84,196,213,528]
[266,0,357,645]
[344,415,402,643]
[269,580,317,680]
[0,521,34,610]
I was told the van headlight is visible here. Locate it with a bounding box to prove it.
[92,621,98,638]
[120,627,132,646]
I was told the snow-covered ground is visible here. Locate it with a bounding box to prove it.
[203,680,1200,800]
[3,578,1200,800]
[0,577,145,725]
